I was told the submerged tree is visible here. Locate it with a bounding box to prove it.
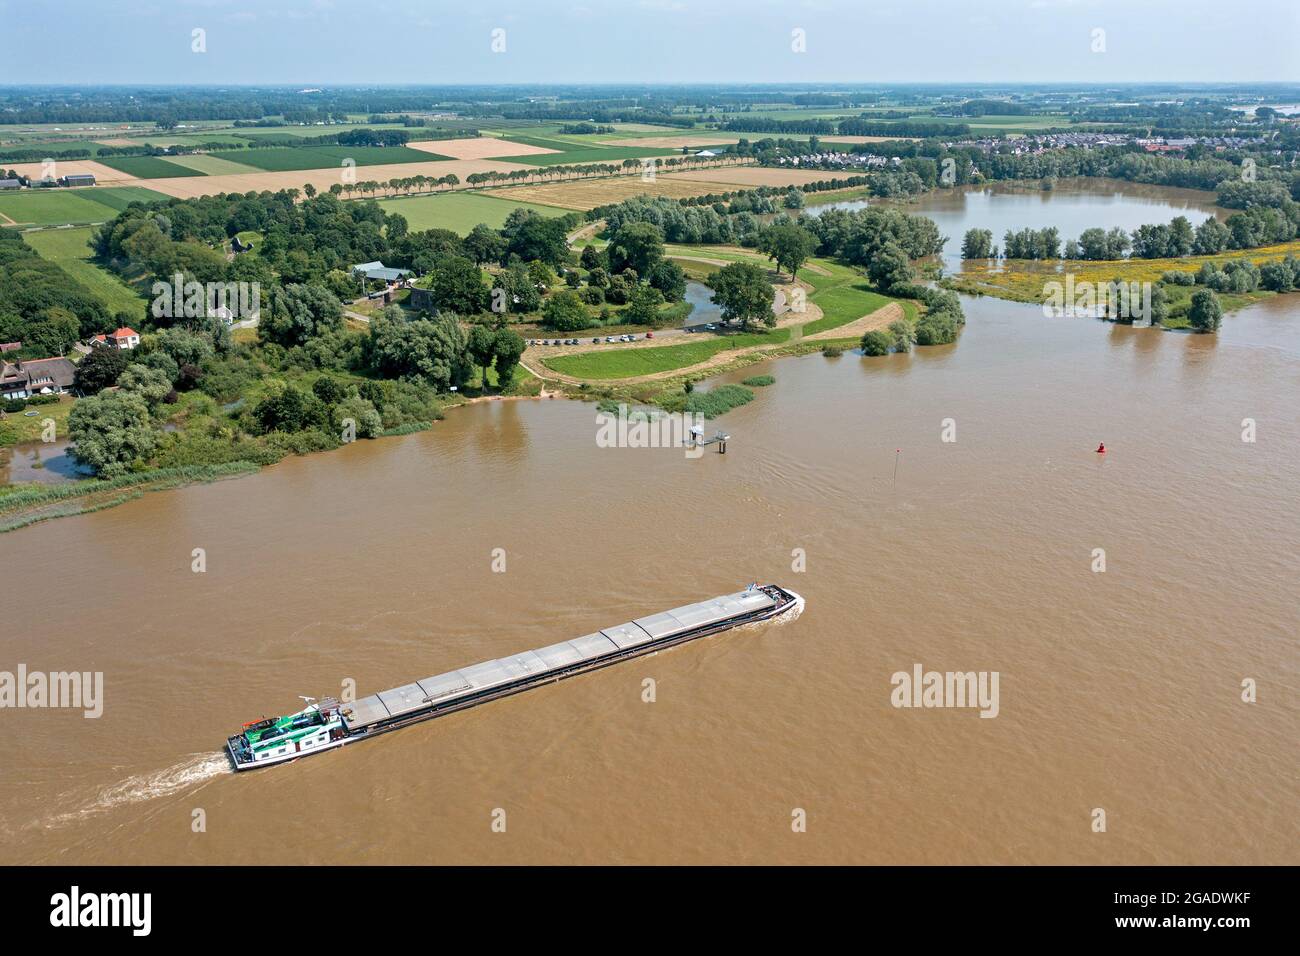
[68,391,157,478]
[1188,288,1223,333]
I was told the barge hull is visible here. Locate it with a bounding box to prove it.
[229,585,799,770]
[347,586,799,743]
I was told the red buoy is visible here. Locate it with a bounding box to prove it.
[1096,443,1106,454]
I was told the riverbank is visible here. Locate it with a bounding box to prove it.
[944,239,1300,320]
[0,462,261,533]
[0,365,567,533]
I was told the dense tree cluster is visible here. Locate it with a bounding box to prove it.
[805,205,945,265]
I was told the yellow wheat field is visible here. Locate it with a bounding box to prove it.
[407,137,559,160]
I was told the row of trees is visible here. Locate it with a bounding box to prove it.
[1162,255,1300,296]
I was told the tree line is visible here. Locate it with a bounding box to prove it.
[966,201,1299,262]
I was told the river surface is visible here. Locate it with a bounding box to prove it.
[0,438,93,485]
[2,284,1296,864]
[807,178,1227,269]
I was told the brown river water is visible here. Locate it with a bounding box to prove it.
[2,287,1295,865]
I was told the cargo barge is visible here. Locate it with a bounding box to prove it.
[227,584,802,770]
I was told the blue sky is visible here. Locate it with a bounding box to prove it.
[0,0,1297,85]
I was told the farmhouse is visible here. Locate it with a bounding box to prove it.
[352,260,412,283]
[0,357,77,399]
[61,173,97,187]
[89,327,140,350]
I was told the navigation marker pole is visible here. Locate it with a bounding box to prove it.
[893,449,900,487]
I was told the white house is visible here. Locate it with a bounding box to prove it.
[89,327,140,350]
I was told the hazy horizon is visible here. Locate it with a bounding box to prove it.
[1,0,1296,86]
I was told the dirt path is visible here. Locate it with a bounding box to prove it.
[805,301,903,341]
[461,385,559,404]
[567,222,601,244]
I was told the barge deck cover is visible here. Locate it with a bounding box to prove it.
[340,588,780,731]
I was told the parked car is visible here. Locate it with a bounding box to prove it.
[606,336,616,343]
[542,339,551,346]
[592,337,601,344]
[645,331,654,339]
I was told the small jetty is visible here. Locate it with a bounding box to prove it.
[687,425,731,453]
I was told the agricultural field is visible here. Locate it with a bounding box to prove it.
[136,133,254,148]
[0,138,110,160]
[74,185,172,213]
[159,154,262,175]
[498,145,681,166]
[135,158,535,200]
[231,124,411,140]
[597,134,745,148]
[375,192,564,233]
[209,145,445,171]
[94,155,207,178]
[0,187,166,226]
[494,133,681,166]
[408,137,557,160]
[709,107,864,121]
[491,175,746,211]
[24,226,148,316]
